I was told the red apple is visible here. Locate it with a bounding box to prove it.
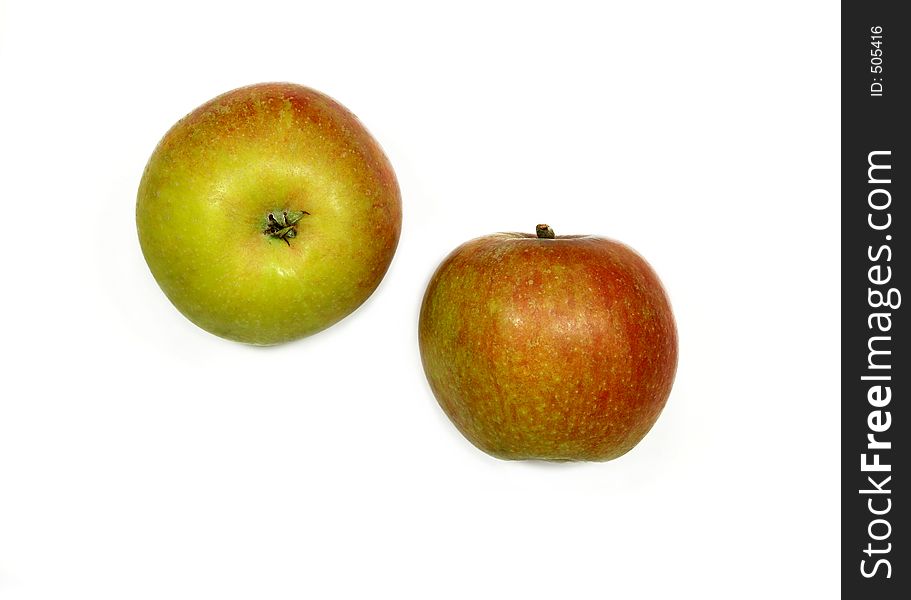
[418,225,677,461]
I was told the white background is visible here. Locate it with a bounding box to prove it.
[0,1,839,598]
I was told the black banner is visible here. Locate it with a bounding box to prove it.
[842,2,907,597]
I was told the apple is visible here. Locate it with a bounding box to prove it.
[418,225,677,461]
[136,83,401,345]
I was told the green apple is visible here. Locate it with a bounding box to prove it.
[137,83,401,345]
[419,225,678,461]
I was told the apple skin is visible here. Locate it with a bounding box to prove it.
[136,83,401,345]
[418,228,677,461]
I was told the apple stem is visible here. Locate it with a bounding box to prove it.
[536,224,555,239]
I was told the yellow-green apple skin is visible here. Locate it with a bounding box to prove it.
[418,227,678,461]
[136,83,401,345]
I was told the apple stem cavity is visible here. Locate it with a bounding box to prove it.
[264,210,310,246]
[536,224,555,239]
